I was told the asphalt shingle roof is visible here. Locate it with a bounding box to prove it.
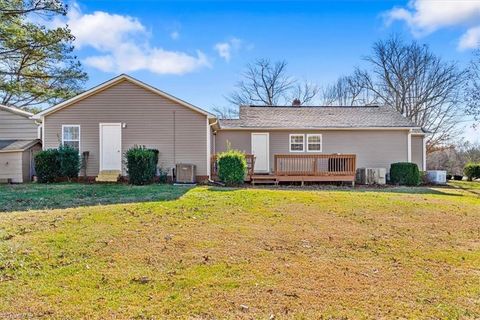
[219,105,419,129]
[0,139,40,152]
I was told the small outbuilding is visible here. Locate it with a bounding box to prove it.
[0,105,41,183]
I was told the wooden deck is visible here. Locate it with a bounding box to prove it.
[211,153,357,186]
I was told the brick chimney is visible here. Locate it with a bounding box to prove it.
[292,98,301,107]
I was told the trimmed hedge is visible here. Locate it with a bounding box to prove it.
[35,149,61,183]
[390,162,420,186]
[217,149,247,185]
[125,146,157,185]
[58,145,80,179]
[34,146,80,183]
[464,163,480,181]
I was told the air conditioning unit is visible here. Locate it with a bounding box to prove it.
[356,168,387,185]
[175,163,196,183]
[425,170,447,185]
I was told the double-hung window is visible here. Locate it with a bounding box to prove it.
[307,134,322,152]
[289,134,305,152]
[62,125,80,151]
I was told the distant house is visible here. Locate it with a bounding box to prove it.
[0,105,41,183]
[215,105,426,173]
[33,74,426,184]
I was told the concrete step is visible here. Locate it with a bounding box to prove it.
[96,170,121,183]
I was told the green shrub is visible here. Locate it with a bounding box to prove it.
[464,163,480,181]
[58,145,80,179]
[217,149,247,185]
[126,146,156,185]
[35,149,61,183]
[390,162,420,186]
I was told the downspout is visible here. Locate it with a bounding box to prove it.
[208,119,218,183]
[407,129,412,163]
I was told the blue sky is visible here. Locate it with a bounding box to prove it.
[59,0,479,141]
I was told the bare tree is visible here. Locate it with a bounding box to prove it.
[323,37,468,149]
[428,141,480,174]
[228,59,318,106]
[466,49,480,125]
[350,36,467,150]
[212,105,239,119]
[288,82,320,106]
[321,71,373,106]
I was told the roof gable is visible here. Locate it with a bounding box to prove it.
[34,74,214,119]
[0,104,33,118]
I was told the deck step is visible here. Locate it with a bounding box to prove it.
[252,180,277,185]
[252,175,278,185]
[96,170,121,183]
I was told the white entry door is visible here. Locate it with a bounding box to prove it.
[100,123,122,171]
[251,133,269,173]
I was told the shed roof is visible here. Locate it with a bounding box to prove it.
[0,139,41,153]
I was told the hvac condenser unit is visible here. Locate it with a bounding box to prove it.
[356,168,387,185]
[175,163,196,183]
[425,170,447,185]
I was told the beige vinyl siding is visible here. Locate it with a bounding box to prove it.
[0,152,23,182]
[0,109,38,140]
[411,135,424,170]
[43,80,208,177]
[215,129,409,172]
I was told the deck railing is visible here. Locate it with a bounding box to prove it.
[274,154,356,176]
[211,154,255,180]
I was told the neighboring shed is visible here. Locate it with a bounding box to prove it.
[0,105,41,183]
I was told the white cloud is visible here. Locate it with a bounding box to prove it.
[214,38,243,62]
[55,3,209,75]
[170,31,180,40]
[385,0,480,49]
[459,26,480,50]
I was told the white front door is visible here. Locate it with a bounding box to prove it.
[251,133,269,173]
[100,123,122,171]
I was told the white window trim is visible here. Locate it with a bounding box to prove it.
[289,134,305,153]
[306,134,323,153]
[61,124,81,152]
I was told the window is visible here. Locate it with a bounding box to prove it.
[62,125,80,151]
[307,134,322,152]
[289,134,304,152]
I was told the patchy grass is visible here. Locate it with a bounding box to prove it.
[0,183,479,319]
[0,183,190,212]
[449,180,480,196]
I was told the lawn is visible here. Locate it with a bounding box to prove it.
[0,182,479,319]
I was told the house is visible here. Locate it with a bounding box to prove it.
[33,74,426,184]
[34,74,215,182]
[214,105,426,184]
[0,105,42,183]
